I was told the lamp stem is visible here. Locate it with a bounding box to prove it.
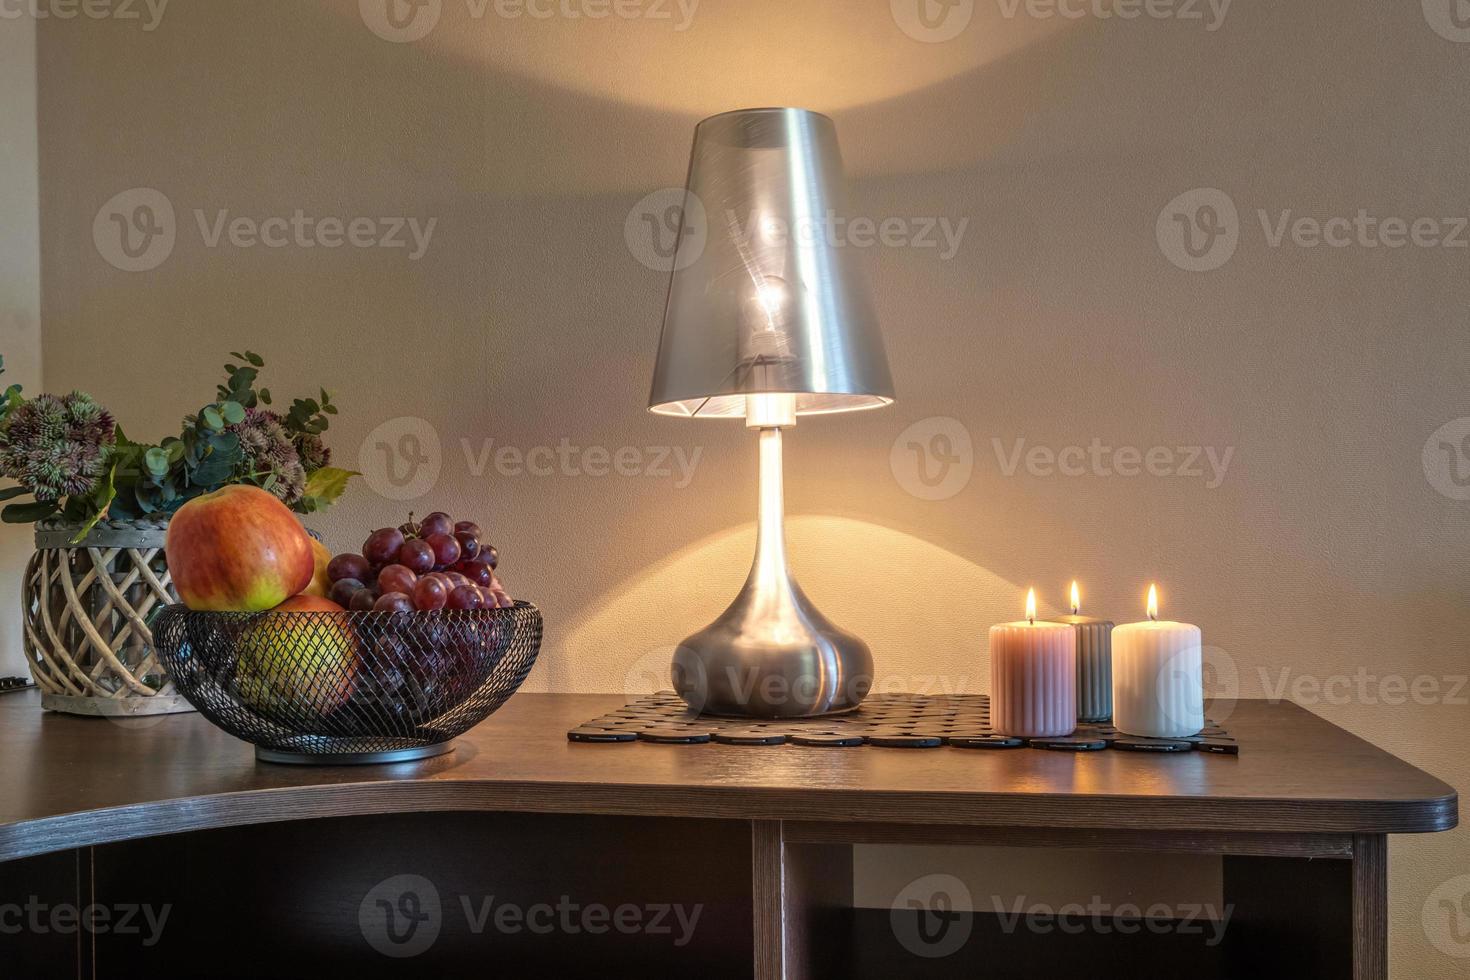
[752,427,791,604]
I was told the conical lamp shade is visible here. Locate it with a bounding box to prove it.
[648,108,895,419]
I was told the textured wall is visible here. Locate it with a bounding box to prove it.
[0,15,41,678]
[33,0,1470,972]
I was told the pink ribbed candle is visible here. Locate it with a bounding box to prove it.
[989,607,1077,738]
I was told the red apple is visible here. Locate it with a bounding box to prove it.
[236,593,356,718]
[166,485,314,611]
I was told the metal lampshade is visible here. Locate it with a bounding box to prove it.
[647,108,895,718]
[648,108,894,419]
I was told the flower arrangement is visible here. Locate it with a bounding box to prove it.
[0,352,354,541]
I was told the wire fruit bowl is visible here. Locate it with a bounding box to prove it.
[152,602,541,764]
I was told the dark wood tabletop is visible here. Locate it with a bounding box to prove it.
[0,692,1455,862]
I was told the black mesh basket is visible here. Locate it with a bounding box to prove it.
[152,602,541,764]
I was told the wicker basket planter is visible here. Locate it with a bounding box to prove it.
[21,515,194,716]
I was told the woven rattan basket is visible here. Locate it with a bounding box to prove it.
[21,515,194,716]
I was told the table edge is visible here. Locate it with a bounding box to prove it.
[0,779,1456,864]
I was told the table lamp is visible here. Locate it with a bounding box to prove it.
[648,108,895,717]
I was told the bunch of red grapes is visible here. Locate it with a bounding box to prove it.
[325,511,511,613]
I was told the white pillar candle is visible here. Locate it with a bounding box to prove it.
[1111,585,1204,738]
[990,589,1076,738]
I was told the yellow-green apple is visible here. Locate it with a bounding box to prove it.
[303,538,332,598]
[166,485,314,611]
[235,593,356,718]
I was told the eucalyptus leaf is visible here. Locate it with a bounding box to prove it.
[0,485,30,501]
[144,447,170,476]
[3,500,58,523]
[202,406,225,430]
[221,401,246,425]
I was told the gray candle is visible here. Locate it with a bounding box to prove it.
[1056,583,1115,723]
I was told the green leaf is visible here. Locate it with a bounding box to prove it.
[68,462,119,543]
[3,500,58,523]
[221,401,246,425]
[144,447,170,477]
[258,388,271,405]
[0,485,30,501]
[301,467,357,509]
[245,351,264,367]
[201,406,224,431]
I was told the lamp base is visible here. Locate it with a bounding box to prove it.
[671,425,874,718]
[671,579,874,719]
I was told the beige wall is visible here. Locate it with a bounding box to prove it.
[34,0,1470,973]
[0,15,41,678]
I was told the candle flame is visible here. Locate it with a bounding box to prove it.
[1070,581,1080,615]
[1025,587,1037,624]
[1147,584,1159,621]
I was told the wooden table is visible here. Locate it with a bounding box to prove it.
[0,692,1455,979]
